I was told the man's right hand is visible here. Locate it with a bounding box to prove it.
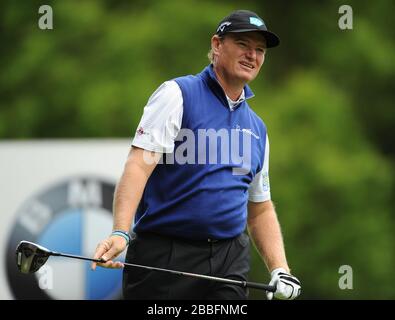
[91,235,128,270]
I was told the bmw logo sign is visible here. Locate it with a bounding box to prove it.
[6,177,125,300]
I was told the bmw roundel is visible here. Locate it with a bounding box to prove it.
[6,177,125,300]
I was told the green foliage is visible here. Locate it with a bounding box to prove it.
[249,72,394,299]
[1,0,394,299]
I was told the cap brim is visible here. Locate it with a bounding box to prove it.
[227,29,280,48]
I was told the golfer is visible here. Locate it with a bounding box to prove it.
[92,9,301,300]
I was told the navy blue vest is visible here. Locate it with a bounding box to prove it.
[133,65,268,239]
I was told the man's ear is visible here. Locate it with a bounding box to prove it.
[211,35,222,55]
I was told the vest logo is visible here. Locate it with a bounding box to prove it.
[6,177,124,300]
[235,125,260,139]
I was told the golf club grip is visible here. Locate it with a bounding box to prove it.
[246,281,276,292]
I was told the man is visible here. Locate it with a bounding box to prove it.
[92,10,301,300]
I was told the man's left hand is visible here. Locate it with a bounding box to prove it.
[266,268,301,300]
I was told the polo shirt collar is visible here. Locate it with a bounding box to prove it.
[200,64,255,107]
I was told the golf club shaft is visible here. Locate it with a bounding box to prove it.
[52,252,105,263]
[51,251,275,292]
[123,261,276,292]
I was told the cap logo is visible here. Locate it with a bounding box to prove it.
[249,17,264,27]
[217,21,231,33]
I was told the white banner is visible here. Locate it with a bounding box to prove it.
[0,139,130,300]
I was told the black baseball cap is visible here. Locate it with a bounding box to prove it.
[215,10,280,48]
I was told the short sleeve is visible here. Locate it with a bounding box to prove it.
[248,134,271,202]
[132,80,183,153]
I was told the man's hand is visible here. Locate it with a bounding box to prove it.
[266,268,301,300]
[91,235,128,270]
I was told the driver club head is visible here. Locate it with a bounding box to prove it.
[15,241,52,274]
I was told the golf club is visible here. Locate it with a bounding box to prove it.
[16,240,276,292]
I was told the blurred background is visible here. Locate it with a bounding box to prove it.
[0,0,394,299]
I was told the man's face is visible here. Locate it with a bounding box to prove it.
[212,32,266,84]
